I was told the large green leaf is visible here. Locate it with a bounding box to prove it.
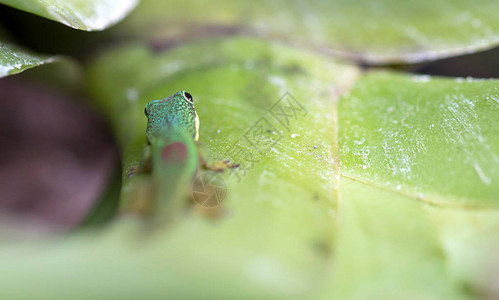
[0,40,56,77]
[0,0,139,31]
[1,38,499,299]
[321,72,499,299]
[83,39,499,298]
[339,72,499,207]
[116,0,499,64]
[1,38,359,298]
[319,178,499,299]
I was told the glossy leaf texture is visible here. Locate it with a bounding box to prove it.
[116,0,499,64]
[0,0,138,31]
[325,72,499,298]
[0,40,56,77]
[339,73,499,207]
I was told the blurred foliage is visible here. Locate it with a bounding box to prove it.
[0,41,56,77]
[117,0,499,64]
[0,0,498,299]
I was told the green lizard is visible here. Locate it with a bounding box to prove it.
[134,90,236,220]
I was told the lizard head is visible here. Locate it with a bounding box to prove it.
[144,91,199,143]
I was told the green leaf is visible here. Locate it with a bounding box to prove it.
[0,38,360,298]
[323,179,467,299]
[2,38,499,299]
[321,71,499,298]
[338,72,499,207]
[0,40,56,77]
[319,178,499,299]
[117,0,499,64]
[83,38,499,298]
[0,0,139,31]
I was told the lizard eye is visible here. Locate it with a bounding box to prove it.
[183,91,193,102]
[144,107,148,117]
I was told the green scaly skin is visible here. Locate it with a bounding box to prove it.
[145,91,199,144]
[137,91,237,221]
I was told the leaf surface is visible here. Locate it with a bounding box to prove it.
[0,0,138,30]
[117,0,499,63]
[0,40,56,77]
